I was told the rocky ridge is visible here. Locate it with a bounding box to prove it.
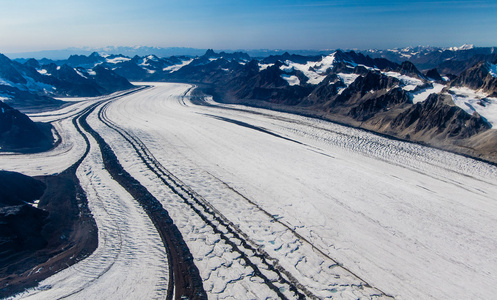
[0,53,133,111]
[0,101,53,152]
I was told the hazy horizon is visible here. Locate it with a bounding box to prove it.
[1,0,497,54]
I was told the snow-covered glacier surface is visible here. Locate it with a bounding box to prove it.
[103,83,497,299]
[4,82,497,299]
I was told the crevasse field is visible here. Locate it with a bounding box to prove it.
[4,83,497,299]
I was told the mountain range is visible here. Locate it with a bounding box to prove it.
[362,45,497,74]
[6,46,337,61]
[8,45,497,72]
[1,47,497,163]
[0,53,133,152]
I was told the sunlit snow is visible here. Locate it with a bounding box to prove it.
[281,74,300,86]
[412,83,445,103]
[258,63,272,71]
[337,73,360,86]
[74,69,88,79]
[279,53,336,85]
[0,78,12,87]
[449,87,497,125]
[3,83,497,299]
[449,44,474,51]
[106,56,131,64]
[489,63,497,78]
[163,59,194,72]
[383,71,424,91]
[105,83,497,299]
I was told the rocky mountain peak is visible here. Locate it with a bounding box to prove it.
[89,51,102,58]
[0,55,27,85]
[450,61,497,95]
[399,61,424,79]
[204,49,216,57]
[425,68,443,81]
[23,58,40,69]
[390,93,490,140]
[0,101,53,151]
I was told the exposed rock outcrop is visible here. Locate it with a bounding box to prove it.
[0,101,53,152]
[425,68,444,82]
[389,93,491,139]
[450,61,497,96]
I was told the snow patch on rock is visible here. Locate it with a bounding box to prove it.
[281,74,300,86]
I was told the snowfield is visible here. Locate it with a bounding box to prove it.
[383,71,424,91]
[280,53,336,85]
[4,82,497,299]
[412,83,445,104]
[449,87,497,126]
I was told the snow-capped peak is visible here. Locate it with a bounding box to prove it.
[449,44,474,51]
[314,52,336,74]
[106,56,131,64]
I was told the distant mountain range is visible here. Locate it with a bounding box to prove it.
[7,45,497,72]
[0,53,133,111]
[362,45,497,73]
[6,46,336,60]
[0,53,134,152]
[1,46,497,162]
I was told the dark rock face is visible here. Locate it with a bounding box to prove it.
[0,169,98,298]
[436,53,497,76]
[226,61,314,105]
[348,87,411,121]
[0,84,62,112]
[333,72,401,105]
[0,54,27,85]
[450,61,497,96]
[65,52,105,68]
[399,61,425,79]
[23,58,40,70]
[0,53,134,112]
[0,171,46,207]
[113,60,149,81]
[203,49,251,62]
[334,50,399,70]
[303,71,412,122]
[46,64,101,97]
[0,171,48,265]
[37,64,134,97]
[0,101,53,152]
[92,65,134,93]
[390,94,491,139]
[303,74,346,106]
[0,205,49,254]
[361,46,497,71]
[425,68,443,81]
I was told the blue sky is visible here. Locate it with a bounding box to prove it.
[1,0,496,53]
